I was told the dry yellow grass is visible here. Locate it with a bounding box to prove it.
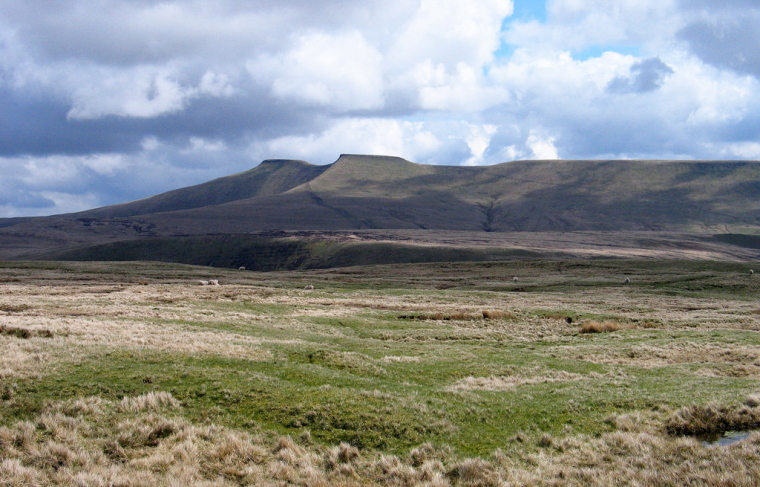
[580,320,631,333]
[448,370,585,391]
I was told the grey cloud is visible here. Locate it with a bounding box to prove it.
[0,184,55,209]
[552,116,687,159]
[0,77,323,158]
[678,11,760,79]
[416,139,472,166]
[0,0,405,65]
[0,87,144,156]
[606,57,674,94]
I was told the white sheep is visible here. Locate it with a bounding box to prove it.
[304,284,314,290]
[750,269,755,275]
[512,276,519,282]
[198,280,209,286]
[238,266,246,271]
[209,279,219,286]
[624,278,630,284]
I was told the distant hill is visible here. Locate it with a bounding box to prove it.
[1,155,759,265]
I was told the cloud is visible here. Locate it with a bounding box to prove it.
[606,57,674,94]
[504,0,680,52]
[250,31,385,111]
[388,0,513,70]
[526,131,559,159]
[677,10,760,79]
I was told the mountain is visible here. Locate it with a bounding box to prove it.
[100,155,760,233]
[1,155,760,265]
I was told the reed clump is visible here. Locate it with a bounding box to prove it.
[580,320,631,334]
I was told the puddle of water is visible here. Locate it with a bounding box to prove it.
[698,430,755,447]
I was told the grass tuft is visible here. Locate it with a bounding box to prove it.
[118,391,181,413]
[482,310,515,320]
[579,320,630,334]
[665,398,760,436]
[0,325,53,339]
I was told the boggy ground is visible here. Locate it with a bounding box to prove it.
[1,259,760,486]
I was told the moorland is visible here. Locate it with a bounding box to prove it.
[2,259,760,486]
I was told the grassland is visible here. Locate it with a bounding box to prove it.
[2,259,760,485]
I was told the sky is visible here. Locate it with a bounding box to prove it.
[1,0,759,217]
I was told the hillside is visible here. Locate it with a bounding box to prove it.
[1,155,759,264]
[117,156,760,234]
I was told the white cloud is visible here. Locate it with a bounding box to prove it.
[185,137,227,153]
[526,130,559,159]
[66,65,240,120]
[418,62,509,112]
[250,31,385,111]
[463,124,498,165]
[505,0,680,51]
[67,66,189,119]
[388,0,513,70]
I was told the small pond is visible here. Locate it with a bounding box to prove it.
[698,430,756,447]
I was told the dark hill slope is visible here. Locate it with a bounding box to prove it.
[76,159,328,218]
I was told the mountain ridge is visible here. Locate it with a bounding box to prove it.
[1,155,760,263]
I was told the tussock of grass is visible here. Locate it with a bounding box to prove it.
[0,325,54,339]
[541,311,575,322]
[481,310,515,320]
[0,304,31,313]
[579,320,631,334]
[665,396,760,436]
[118,391,181,413]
